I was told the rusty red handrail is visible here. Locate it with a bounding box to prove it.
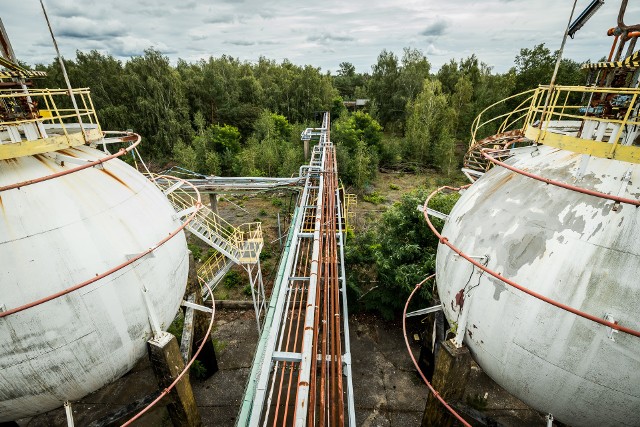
[423,185,640,338]
[0,175,201,319]
[121,280,216,426]
[402,274,472,427]
[0,131,142,192]
[481,148,640,207]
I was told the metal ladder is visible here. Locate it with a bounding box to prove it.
[156,176,266,331]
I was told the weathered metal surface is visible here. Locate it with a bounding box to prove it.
[0,145,188,421]
[437,145,640,427]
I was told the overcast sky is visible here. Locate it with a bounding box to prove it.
[4,0,640,74]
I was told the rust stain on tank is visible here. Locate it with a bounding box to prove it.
[58,149,78,158]
[101,169,132,191]
[0,195,4,217]
[32,155,57,172]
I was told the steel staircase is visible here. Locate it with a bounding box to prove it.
[153,176,266,330]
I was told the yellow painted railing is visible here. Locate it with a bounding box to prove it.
[344,193,357,232]
[0,87,101,132]
[0,87,103,159]
[470,85,640,163]
[197,250,229,286]
[470,88,537,146]
[154,175,263,264]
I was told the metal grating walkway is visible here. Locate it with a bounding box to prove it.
[237,112,355,426]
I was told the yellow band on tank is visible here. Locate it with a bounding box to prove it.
[525,126,640,164]
[0,128,102,160]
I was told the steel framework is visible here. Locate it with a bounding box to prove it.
[237,112,355,426]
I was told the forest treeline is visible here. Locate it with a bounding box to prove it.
[34,44,586,187]
[31,44,592,317]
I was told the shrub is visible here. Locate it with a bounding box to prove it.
[362,192,385,205]
[242,284,253,297]
[223,270,242,289]
[187,243,202,261]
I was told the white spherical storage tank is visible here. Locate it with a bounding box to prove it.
[435,145,640,427]
[0,145,189,421]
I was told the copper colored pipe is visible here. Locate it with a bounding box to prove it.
[0,132,141,192]
[307,184,323,426]
[331,147,345,424]
[608,34,619,61]
[0,174,200,319]
[273,280,299,425]
[402,275,472,427]
[481,149,640,206]
[282,238,312,424]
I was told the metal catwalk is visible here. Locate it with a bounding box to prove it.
[237,112,355,426]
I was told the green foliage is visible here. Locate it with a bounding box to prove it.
[271,197,284,207]
[235,111,303,177]
[389,183,400,190]
[378,134,403,169]
[242,284,253,297]
[187,243,203,261]
[330,95,347,121]
[405,79,457,174]
[369,48,430,132]
[334,61,367,100]
[259,243,273,261]
[190,360,208,380]
[223,270,242,289]
[212,338,227,354]
[347,188,459,319]
[513,43,584,93]
[167,313,184,343]
[173,122,241,175]
[362,192,386,205]
[333,112,382,189]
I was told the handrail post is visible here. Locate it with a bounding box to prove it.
[609,92,638,157]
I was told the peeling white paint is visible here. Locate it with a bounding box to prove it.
[0,146,188,421]
[437,145,640,427]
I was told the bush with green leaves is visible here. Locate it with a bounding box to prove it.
[223,270,242,289]
[187,243,203,261]
[346,188,459,319]
[332,112,382,189]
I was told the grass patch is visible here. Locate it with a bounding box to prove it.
[362,192,386,205]
[167,313,184,343]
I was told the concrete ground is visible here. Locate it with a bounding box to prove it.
[18,309,548,427]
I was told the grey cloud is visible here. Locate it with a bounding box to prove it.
[47,0,103,18]
[307,33,354,43]
[58,27,125,40]
[420,20,448,37]
[204,14,235,24]
[177,1,198,9]
[224,39,279,46]
[225,40,255,46]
